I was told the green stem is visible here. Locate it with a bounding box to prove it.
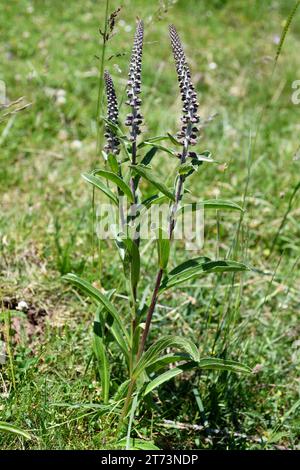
[96,0,110,162]
[93,0,110,282]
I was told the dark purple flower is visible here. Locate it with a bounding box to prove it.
[169,25,200,153]
[104,70,120,155]
[125,20,144,144]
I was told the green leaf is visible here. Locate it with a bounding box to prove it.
[134,147,159,189]
[114,379,130,402]
[126,394,139,448]
[178,162,195,176]
[167,132,182,147]
[63,274,130,358]
[157,228,170,270]
[138,141,176,156]
[160,258,249,291]
[130,164,175,201]
[144,358,251,396]
[82,173,118,205]
[201,199,244,211]
[178,200,244,214]
[146,353,191,373]
[93,169,134,202]
[144,363,195,396]
[118,437,160,450]
[0,422,32,440]
[141,146,158,166]
[122,238,140,293]
[141,194,169,209]
[198,357,252,374]
[133,335,200,380]
[93,334,110,404]
[93,304,111,404]
[107,153,119,174]
[193,150,214,162]
[138,135,167,147]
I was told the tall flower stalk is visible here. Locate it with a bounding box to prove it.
[122,24,201,420]
[137,25,200,357]
[124,20,144,348]
[125,20,144,206]
[168,24,200,239]
[104,71,126,229]
[104,70,121,156]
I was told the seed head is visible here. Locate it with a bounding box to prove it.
[169,25,200,148]
[125,20,144,142]
[104,70,120,155]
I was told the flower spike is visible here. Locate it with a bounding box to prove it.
[125,20,144,144]
[169,25,200,153]
[104,70,120,155]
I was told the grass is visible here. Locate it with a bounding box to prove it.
[0,0,299,449]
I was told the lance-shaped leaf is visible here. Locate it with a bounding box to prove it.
[178,200,244,214]
[137,141,176,156]
[133,147,158,189]
[130,164,175,201]
[132,335,200,380]
[156,228,170,270]
[138,134,186,149]
[82,173,118,205]
[160,258,249,292]
[144,363,196,396]
[167,132,182,146]
[92,169,134,202]
[143,358,251,397]
[146,353,191,374]
[0,422,32,440]
[107,153,119,174]
[93,302,113,404]
[122,238,140,293]
[201,199,244,211]
[141,194,169,209]
[197,357,252,374]
[114,379,131,402]
[117,438,160,450]
[192,151,214,162]
[63,274,130,357]
[93,333,110,404]
[141,146,158,166]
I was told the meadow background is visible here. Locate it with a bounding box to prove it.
[0,0,299,449]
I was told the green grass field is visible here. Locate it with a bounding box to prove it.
[0,0,299,450]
